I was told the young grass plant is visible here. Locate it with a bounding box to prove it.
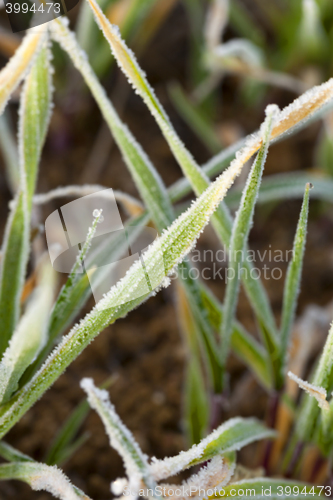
[1,5,333,497]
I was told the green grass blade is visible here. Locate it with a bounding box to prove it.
[0,40,52,356]
[81,377,156,491]
[0,441,32,463]
[200,284,271,390]
[0,144,245,439]
[0,258,56,404]
[277,184,311,388]
[220,106,277,374]
[225,172,333,208]
[184,358,210,445]
[46,375,115,466]
[50,20,222,394]
[150,417,276,480]
[22,212,149,385]
[296,323,333,442]
[0,462,91,499]
[215,478,323,499]
[83,2,279,352]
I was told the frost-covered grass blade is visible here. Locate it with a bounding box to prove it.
[0,39,52,357]
[220,105,276,376]
[22,212,149,384]
[0,462,91,500]
[277,184,311,388]
[49,19,222,394]
[150,417,275,480]
[295,322,333,442]
[81,377,156,493]
[0,137,247,438]
[81,1,281,359]
[0,258,56,404]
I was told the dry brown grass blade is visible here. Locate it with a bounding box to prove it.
[0,26,48,115]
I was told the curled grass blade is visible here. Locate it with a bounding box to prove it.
[150,417,276,480]
[220,106,277,373]
[81,377,155,492]
[34,185,144,217]
[0,39,52,356]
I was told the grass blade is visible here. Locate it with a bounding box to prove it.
[0,39,52,356]
[22,212,150,384]
[225,172,333,208]
[168,138,246,204]
[176,283,210,444]
[81,377,155,492]
[0,26,48,115]
[184,358,210,445]
[200,284,271,390]
[220,105,277,375]
[277,184,311,388]
[0,441,32,463]
[50,18,172,233]
[0,462,91,500]
[0,140,247,439]
[82,1,281,357]
[150,417,276,480]
[296,322,333,442]
[0,258,56,404]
